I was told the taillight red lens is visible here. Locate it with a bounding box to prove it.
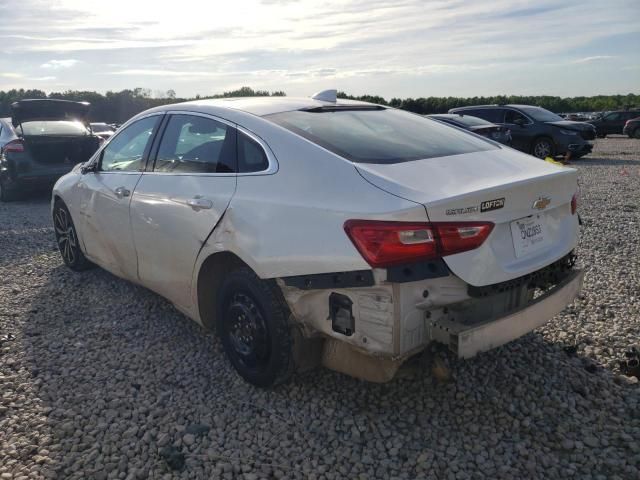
[344,220,494,268]
[435,222,495,257]
[3,139,24,153]
[571,193,578,215]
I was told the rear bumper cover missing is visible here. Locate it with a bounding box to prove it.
[428,268,584,358]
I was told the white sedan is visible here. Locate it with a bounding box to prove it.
[52,90,583,387]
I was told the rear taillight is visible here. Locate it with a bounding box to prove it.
[3,139,24,153]
[344,220,494,268]
[571,192,578,215]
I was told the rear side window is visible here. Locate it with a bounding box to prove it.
[154,115,236,173]
[265,108,496,164]
[462,109,505,123]
[238,132,269,173]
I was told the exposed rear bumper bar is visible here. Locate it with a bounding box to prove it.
[428,269,584,358]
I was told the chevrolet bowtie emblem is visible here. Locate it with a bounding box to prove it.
[532,197,551,210]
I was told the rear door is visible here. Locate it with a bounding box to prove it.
[130,112,238,309]
[78,114,162,279]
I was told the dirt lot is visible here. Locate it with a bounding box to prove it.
[1,137,639,480]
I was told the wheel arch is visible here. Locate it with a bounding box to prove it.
[529,134,555,156]
[196,250,254,331]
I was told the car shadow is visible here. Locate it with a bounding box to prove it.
[15,260,636,479]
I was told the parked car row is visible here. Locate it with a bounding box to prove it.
[447,104,596,160]
[588,109,640,137]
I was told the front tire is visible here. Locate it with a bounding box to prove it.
[633,129,640,139]
[53,201,93,271]
[531,136,555,159]
[217,268,294,388]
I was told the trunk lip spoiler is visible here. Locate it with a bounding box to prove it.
[11,99,91,129]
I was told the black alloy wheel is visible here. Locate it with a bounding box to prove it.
[53,202,93,271]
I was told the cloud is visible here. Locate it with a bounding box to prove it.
[0,0,637,97]
[0,72,24,78]
[572,55,615,64]
[41,59,79,69]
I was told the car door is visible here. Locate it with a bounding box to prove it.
[77,114,162,279]
[129,112,238,309]
[503,109,532,151]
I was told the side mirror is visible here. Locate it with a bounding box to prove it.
[80,162,97,175]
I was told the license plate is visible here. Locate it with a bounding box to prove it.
[510,214,550,258]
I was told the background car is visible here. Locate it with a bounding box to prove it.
[90,122,116,141]
[449,104,596,159]
[427,113,512,145]
[0,99,100,201]
[589,109,640,137]
[623,117,640,139]
[52,92,583,387]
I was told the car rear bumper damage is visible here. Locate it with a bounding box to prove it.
[428,268,583,358]
[278,254,583,382]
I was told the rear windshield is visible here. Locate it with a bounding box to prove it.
[20,121,89,136]
[452,115,491,127]
[265,108,497,164]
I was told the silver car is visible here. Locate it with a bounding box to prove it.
[52,90,583,387]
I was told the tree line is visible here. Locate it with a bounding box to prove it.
[0,86,637,123]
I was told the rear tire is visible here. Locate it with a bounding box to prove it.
[216,267,294,388]
[531,137,555,159]
[53,201,93,271]
[0,178,19,202]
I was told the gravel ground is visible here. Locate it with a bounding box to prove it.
[1,137,639,480]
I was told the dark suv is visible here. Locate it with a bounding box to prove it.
[589,110,640,137]
[449,104,596,159]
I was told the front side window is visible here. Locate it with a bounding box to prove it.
[265,108,496,164]
[100,116,159,172]
[504,110,529,125]
[154,115,236,173]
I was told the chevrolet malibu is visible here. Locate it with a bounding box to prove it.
[52,90,584,387]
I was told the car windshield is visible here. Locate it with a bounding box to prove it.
[518,106,564,122]
[265,108,496,164]
[20,120,89,136]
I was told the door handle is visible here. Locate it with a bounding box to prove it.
[114,186,130,199]
[186,196,213,210]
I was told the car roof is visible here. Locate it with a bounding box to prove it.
[145,96,376,118]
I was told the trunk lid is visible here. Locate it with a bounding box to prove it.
[11,99,91,127]
[356,147,580,286]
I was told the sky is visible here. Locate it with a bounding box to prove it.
[0,0,638,99]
